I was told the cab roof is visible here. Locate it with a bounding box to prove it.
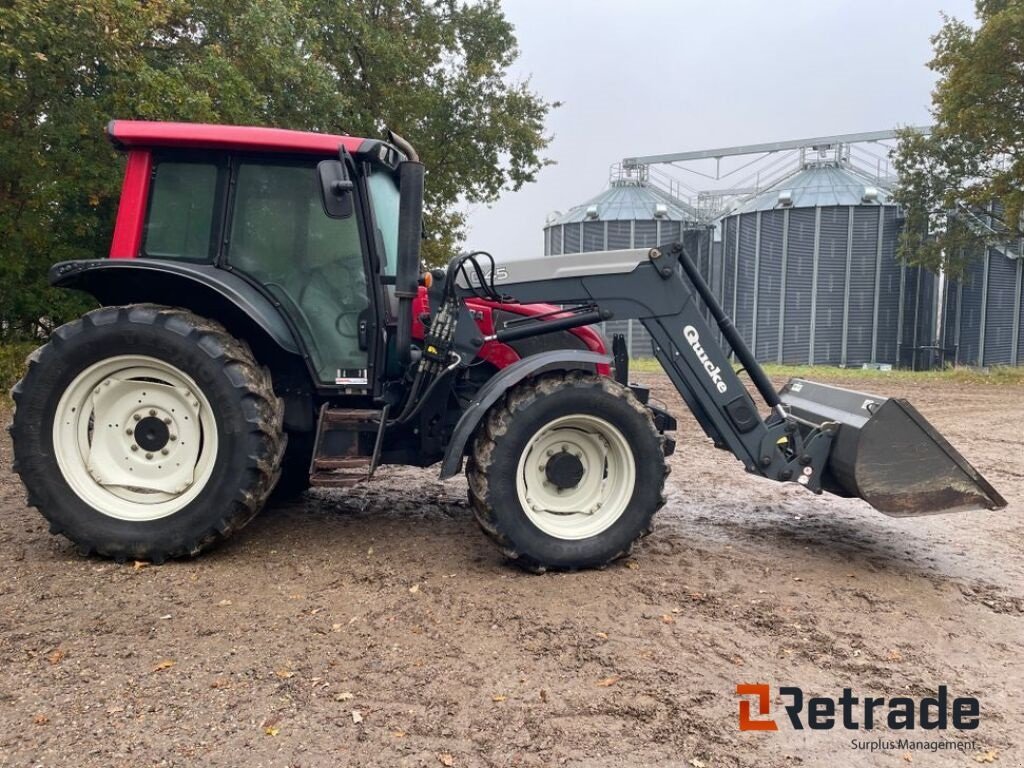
[107,119,368,156]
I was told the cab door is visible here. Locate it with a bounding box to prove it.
[225,157,373,386]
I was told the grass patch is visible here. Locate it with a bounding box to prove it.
[0,342,38,403]
[627,357,1024,386]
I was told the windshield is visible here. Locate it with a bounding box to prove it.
[367,169,400,277]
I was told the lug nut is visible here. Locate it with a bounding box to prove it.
[130,445,138,452]
[163,418,171,425]
[169,435,177,441]
[145,452,153,460]
[133,414,141,421]
[149,409,156,417]
[126,428,133,435]
[161,448,169,456]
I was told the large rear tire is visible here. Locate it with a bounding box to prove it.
[467,371,667,572]
[10,305,284,562]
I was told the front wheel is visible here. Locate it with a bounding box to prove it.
[467,371,667,571]
[10,305,284,562]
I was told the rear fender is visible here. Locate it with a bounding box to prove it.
[439,350,611,479]
[50,259,300,355]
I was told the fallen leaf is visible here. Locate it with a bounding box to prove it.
[351,710,363,724]
[33,713,49,725]
[367,546,373,555]
[132,560,148,570]
[151,659,175,672]
[887,649,903,662]
[438,753,455,767]
[660,614,675,624]
[596,675,621,687]
[595,631,608,639]
[792,576,803,582]
[539,689,548,702]
[689,759,706,768]
[47,648,65,665]
[33,52,48,61]
[106,705,124,715]
[491,695,507,703]
[331,623,343,632]
[264,726,280,736]
[393,730,407,738]
[274,668,294,679]
[217,599,232,606]
[902,754,913,763]
[409,584,420,594]
[974,750,998,763]
[625,561,639,570]
[210,678,229,689]
[334,691,354,702]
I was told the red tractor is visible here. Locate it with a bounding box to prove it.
[9,121,1004,570]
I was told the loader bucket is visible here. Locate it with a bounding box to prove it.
[778,379,1006,517]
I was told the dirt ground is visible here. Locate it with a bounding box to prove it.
[0,371,1021,767]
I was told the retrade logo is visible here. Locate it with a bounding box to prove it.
[736,684,980,732]
[737,684,778,731]
[683,325,728,394]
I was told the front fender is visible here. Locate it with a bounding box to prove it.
[439,350,611,479]
[50,259,300,355]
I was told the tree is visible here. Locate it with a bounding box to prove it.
[892,0,1024,276]
[0,0,553,339]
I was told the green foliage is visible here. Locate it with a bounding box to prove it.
[0,0,554,338]
[892,0,1024,276]
[0,342,37,401]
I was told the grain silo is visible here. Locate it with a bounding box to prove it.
[714,163,937,367]
[544,166,700,356]
[940,244,1023,367]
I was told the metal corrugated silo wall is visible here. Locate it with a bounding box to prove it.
[941,247,1023,367]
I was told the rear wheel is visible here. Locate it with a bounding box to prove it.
[10,305,284,562]
[467,371,667,571]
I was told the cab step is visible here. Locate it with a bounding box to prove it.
[308,406,384,488]
[309,456,372,488]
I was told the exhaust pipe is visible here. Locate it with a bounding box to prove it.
[780,379,1006,516]
[394,159,424,368]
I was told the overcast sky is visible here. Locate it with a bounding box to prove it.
[463,0,975,258]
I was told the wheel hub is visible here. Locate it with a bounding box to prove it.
[515,414,637,541]
[133,415,170,452]
[544,448,585,489]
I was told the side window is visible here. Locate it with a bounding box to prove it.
[227,160,370,385]
[143,160,221,261]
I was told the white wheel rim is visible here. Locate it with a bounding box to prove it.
[52,355,219,522]
[515,414,636,541]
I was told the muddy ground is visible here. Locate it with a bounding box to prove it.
[0,371,1021,767]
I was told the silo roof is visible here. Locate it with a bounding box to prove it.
[551,180,697,225]
[732,163,892,214]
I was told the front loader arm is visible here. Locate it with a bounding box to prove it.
[454,243,1003,515]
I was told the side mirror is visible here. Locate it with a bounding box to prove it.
[317,159,354,219]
